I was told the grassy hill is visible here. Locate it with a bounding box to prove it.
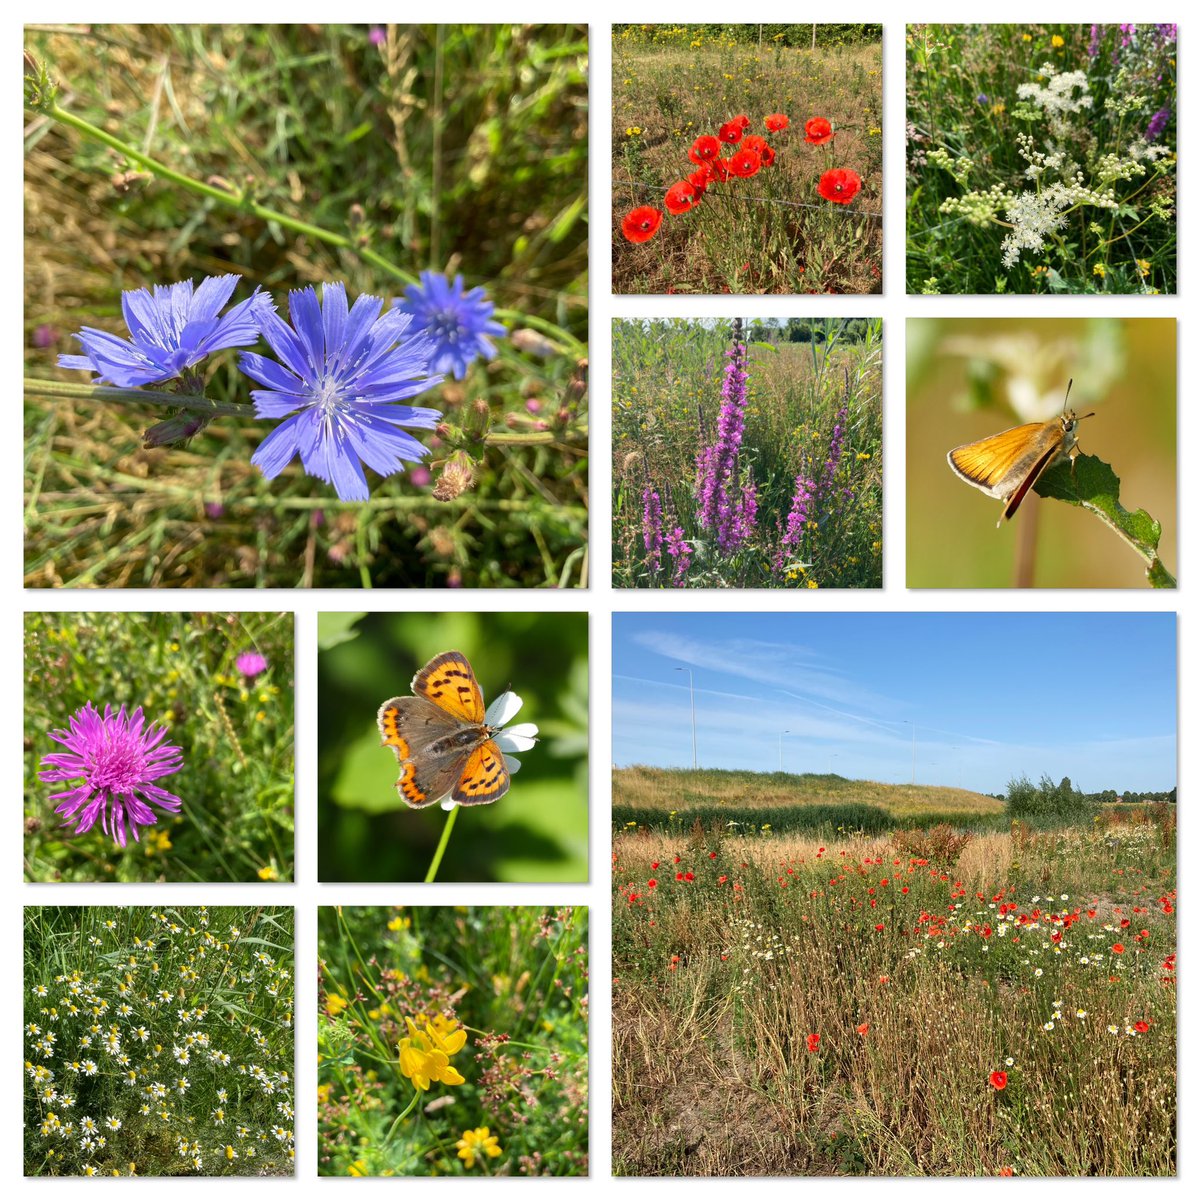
[613,765,1006,835]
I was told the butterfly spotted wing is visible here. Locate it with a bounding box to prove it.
[377,695,468,808]
[452,738,510,806]
[411,651,485,722]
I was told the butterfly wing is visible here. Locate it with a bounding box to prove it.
[452,738,511,806]
[377,695,471,809]
[411,651,486,722]
[999,442,1065,525]
[947,422,1047,498]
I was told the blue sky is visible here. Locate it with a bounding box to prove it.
[612,613,1177,794]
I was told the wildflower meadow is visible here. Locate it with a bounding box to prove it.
[317,906,588,1176]
[24,611,294,883]
[23,24,588,588]
[613,774,1176,1175]
[613,24,882,294]
[24,905,295,1177]
[614,317,882,589]
[907,24,1176,294]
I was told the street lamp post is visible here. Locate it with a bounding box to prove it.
[675,668,697,770]
[779,729,790,772]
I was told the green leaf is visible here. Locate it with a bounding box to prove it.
[1034,454,1176,587]
[317,612,366,650]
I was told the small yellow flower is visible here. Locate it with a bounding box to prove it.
[1051,35,1065,48]
[398,1016,466,1091]
[1093,263,1107,278]
[325,993,349,1017]
[347,1160,369,1176]
[456,1126,502,1169]
[1137,259,1151,277]
[257,865,278,881]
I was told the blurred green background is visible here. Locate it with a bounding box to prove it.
[24,611,294,881]
[317,611,588,881]
[907,318,1177,588]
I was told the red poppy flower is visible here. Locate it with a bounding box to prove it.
[817,168,861,204]
[856,1022,870,1036]
[688,164,713,193]
[742,134,768,154]
[689,134,721,164]
[765,113,788,132]
[710,157,731,182]
[728,148,762,178]
[647,878,658,888]
[757,146,775,168]
[1134,1019,1151,1033]
[664,180,699,215]
[621,206,663,243]
[989,1070,1008,1091]
[734,114,750,129]
[718,119,744,145]
[804,117,834,145]
[806,1033,821,1053]
[650,860,659,869]
[1112,943,1126,954]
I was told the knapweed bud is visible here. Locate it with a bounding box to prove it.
[432,451,475,502]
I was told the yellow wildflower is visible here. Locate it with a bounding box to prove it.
[456,1126,502,1169]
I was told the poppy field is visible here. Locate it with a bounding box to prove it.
[613,317,882,589]
[24,905,295,1177]
[612,24,882,294]
[24,611,294,884]
[613,807,1176,1175]
[906,24,1176,294]
[317,906,589,1176]
[24,24,588,588]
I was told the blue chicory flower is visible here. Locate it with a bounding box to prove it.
[396,270,506,380]
[58,274,270,388]
[239,282,442,502]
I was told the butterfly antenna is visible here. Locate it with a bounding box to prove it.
[1062,378,1073,412]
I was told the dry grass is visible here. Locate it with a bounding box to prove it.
[613,818,1176,1176]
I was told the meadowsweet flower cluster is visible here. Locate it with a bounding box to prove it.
[59,272,505,501]
[24,907,294,1177]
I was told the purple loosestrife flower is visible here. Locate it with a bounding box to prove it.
[815,403,849,503]
[239,282,443,502]
[642,486,664,571]
[695,340,756,554]
[38,703,184,849]
[58,275,270,388]
[781,472,814,552]
[665,525,692,586]
[236,651,268,678]
[396,270,506,380]
[1146,106,1171,142]
[1087,25,1101,58]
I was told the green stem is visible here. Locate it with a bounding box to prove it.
[43,101,584,356]
[424,806,460,883]
[381,1087,423,1148]
[24,378,585,447]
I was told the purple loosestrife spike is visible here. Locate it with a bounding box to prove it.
[239,282,443,502]
[665,525,692,586]
[642,486,664,571]
[695,338,756,554]
[396,270,506,381]
[58,275,272,388]
[38,703,184,849]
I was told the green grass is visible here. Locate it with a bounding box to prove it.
[906,23,1176,294]
[24,611,294,882]
[24,24,588,588]
[613,319,882,588]
[24,905,294,1177]
[614,765,1004,835]
[613,26,882,294]
[317,906,588,1176]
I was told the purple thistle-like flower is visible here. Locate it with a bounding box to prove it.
[58,275,270,388]
[369,25,386,45]
[38,703,184,849]
[236,651,269,678]
[396,270,506,381]
[239,282,443,502]
[695,339,756,554]
[665,525,692,586]
[642,486,664,571]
